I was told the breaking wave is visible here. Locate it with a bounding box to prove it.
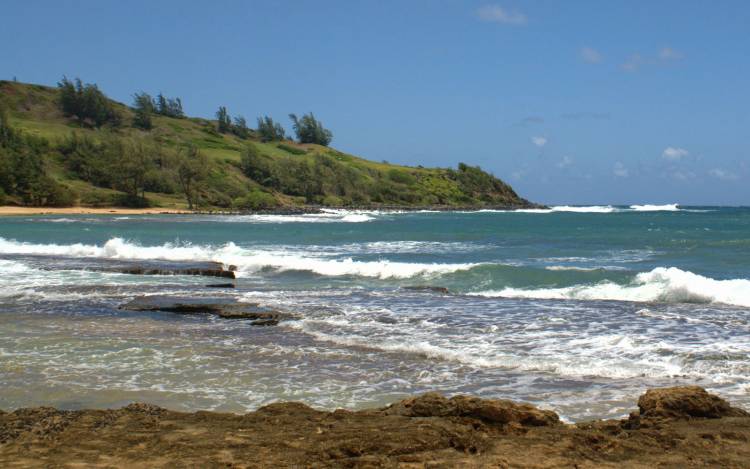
[0,237,477,279]
[516,205,617,214]
[469,267,750,307]
[630,204,679,212]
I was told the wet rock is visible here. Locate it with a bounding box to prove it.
[205,283,235,288]
[402,286,450,294]
[384,392,560,427]
[637,386,750,419]
[119,296,295,325]
[114,266,235,278]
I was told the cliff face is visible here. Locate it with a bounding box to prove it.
[1,386,748,468]
[0,80,534,210]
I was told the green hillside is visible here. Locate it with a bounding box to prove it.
[0,79,534,210]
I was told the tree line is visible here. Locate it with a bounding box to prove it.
[55,76,334,146]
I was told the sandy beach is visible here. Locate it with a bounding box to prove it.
[0,206,191,216]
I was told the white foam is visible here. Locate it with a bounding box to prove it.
[469,267,750,307]
[630,204,679,212]
[0,237,478,279]
[515,205,617,214]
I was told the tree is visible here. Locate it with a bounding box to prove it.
[216,106,231,133]
[232,115,250,139]
[256,116,286,142]
[111,139,152,206]
[288,112,332,146]
[176,145,207,210]
[57,77,120,128]
[132,92,155,130]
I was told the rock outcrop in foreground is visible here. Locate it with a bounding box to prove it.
[1,387,748,468]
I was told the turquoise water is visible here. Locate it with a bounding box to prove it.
[0,206,748,420]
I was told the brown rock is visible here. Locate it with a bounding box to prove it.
[384,392,560,427]
[637,386,750,419]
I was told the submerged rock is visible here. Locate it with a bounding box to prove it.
[637,386,750,419]
[205,283,235,288]
[402,286,451,294]
[119,296,294,325]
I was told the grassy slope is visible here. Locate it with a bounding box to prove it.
[0,80,531,210]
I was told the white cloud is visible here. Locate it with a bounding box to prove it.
[580,47,602,64]
[662,146,689,161]
[531,136,547,147]
[557,156,573,168]
[511,170,525,180]
[659,47,684,61]
[476,5,527,25]
[709,168,739,181]
[613,162,629,178]
[621,53,643,72]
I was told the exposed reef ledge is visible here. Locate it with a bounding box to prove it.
[119,295,295,325]
[1,387,748,468]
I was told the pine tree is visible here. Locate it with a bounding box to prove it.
[216,106,231,133]
[289,112,332,146]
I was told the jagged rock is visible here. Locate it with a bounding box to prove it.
[637,386,750,419]
[119,296,294,326]
[384,392,560,427]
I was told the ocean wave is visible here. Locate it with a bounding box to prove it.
[516,205,617,214]
[629,204,679,212]
[0,237,477,279]
[215,210,376,223]
[469,267,750,307]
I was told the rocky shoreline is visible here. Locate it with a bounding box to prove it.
[1,386,748,468]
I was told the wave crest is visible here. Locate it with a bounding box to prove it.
[0,237,476,279]
[469,267,750,307]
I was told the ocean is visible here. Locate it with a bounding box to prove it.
[1,205,748,422]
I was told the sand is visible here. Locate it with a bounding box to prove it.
[0,206,191,216]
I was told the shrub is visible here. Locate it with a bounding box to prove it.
[387,169,417,185]
[233,189,279,211]
[0,187,6,205]
[277,143,307,155]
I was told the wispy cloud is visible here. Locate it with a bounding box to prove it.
[671,170,696,181]
[621,47,684,72]
[561,112,611,120]
[580,46,602,64]
[613,162,629,178]
[531,136,547,147]
[709,168,739,181]
[659,47,684,61]
[557,156,573,169]
[514,116,544,127]
[621,53,644,72]
[662,147,689,161]
[476,5,527,25]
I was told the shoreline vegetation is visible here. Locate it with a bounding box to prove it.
[0,203,543,217]
[0,78,538,213]
[1,386,748,467]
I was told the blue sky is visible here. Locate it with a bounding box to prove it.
[2,1,748,205]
